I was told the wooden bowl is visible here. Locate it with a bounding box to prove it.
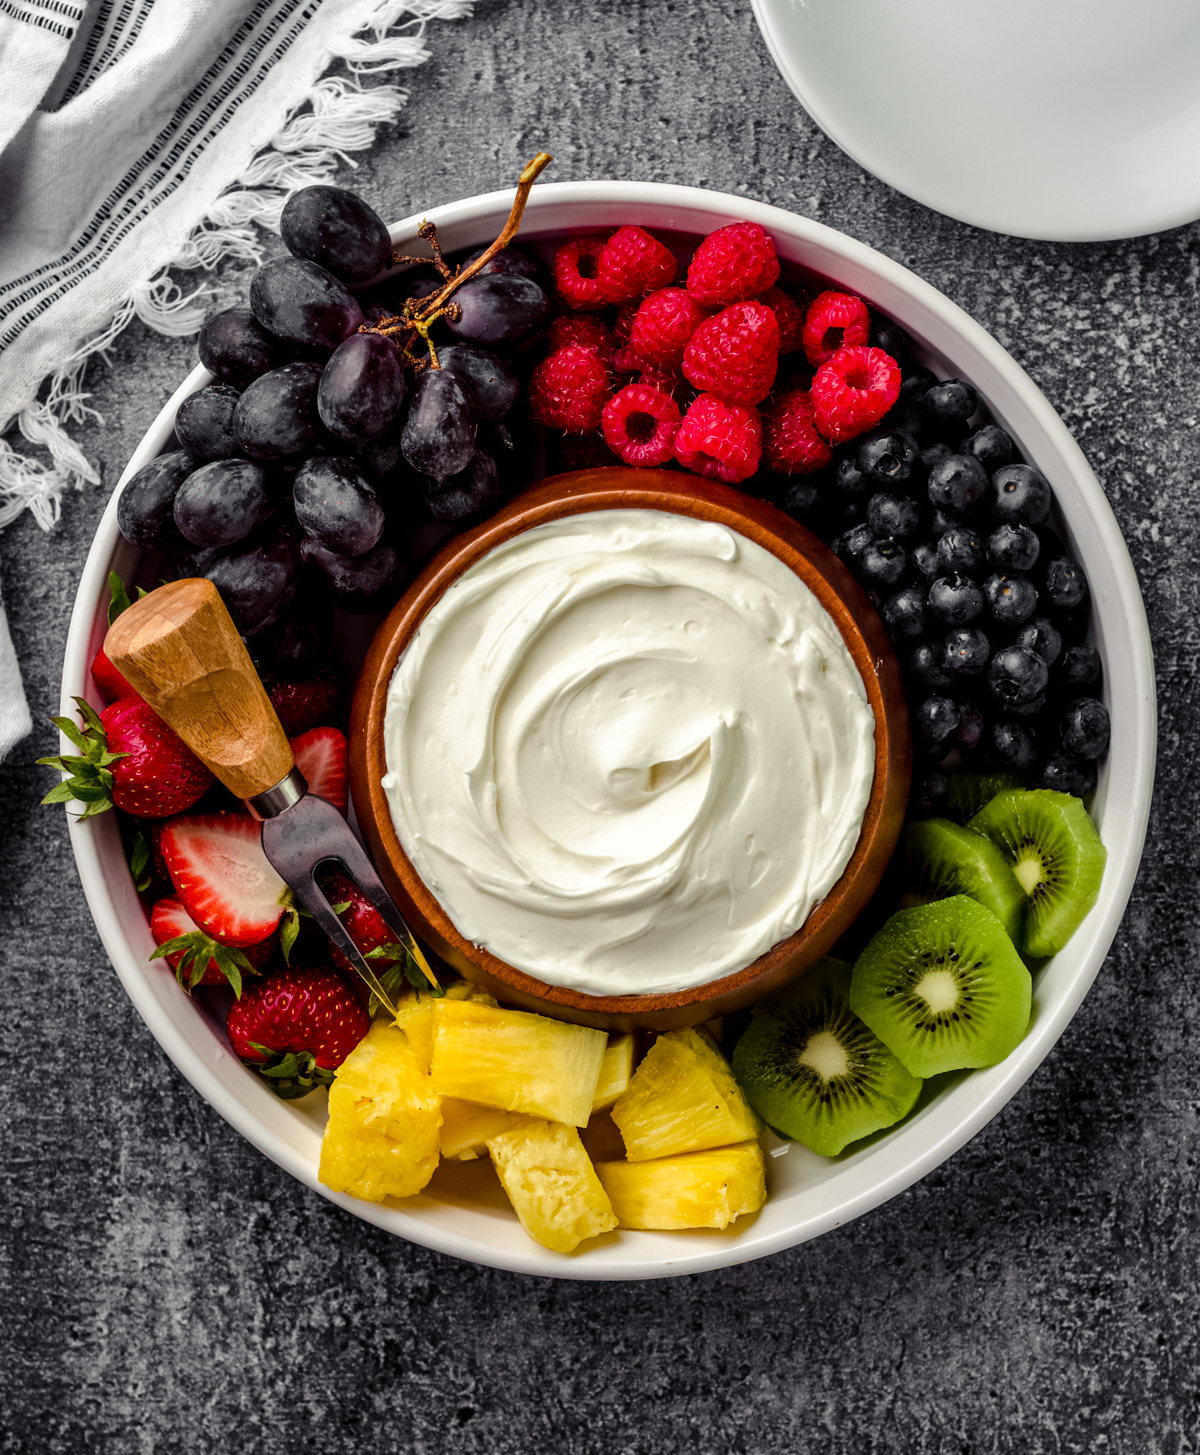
[350,467,911,1030]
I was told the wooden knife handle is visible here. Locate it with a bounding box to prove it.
[104,578,295,801]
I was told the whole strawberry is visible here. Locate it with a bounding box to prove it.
[40,696,213,820]
[227,965,370,1098]
[267,676,346,737]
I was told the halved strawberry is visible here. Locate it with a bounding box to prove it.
[226,965,369,1098]
[149,896,275,994]
[290,727,347,815]
[160,812,294,948]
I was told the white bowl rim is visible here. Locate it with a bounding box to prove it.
[63,179,1157,1280]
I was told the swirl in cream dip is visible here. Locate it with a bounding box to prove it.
[381,509,876,996]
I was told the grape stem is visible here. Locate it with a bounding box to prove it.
[362,150,553,367]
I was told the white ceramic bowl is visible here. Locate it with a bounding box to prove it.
[63,181,1156,1280]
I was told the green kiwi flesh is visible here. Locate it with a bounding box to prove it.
[849,896,1031,1078]
[946,770,1030,825]
[731,958,922,1157]
[967,789,1107,957]
[902,817,1027,946]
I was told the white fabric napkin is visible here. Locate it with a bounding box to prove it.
[0,0,469,762]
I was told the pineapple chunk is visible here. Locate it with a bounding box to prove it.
[596,1143,766,1230]
[611,1027,762,1161]
[318,1020,442,1202]
[486,1120,617,1253]
[393,982,496,1073]
[431,999,606,1126]
[591,1033,635,1112]
[439,1098,532,1160]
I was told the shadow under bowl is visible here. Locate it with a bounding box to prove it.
[349,466,912,1030]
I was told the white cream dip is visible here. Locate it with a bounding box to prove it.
[381,509,876,996]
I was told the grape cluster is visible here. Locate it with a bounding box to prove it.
[762,335,1108,805]
[117,179,547,664]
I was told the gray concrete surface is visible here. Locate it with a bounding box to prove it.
[2,1,1197,1450]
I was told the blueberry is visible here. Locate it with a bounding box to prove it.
[986,522,1040,573]
[780,476,821,520]
[174,458,273,548]
[908,641,954,691]
[963,424,1014,474]
[1007,691,1047,720]
[954,701,985,751]
[990,721,1038,771]
[858,540,908,591]
[857,430,919,487]
[1041,752,1097,797]
[927,454,988,516]
[928,573,985,626]
[1043,555,1088,611]
[914,770,950,813]
[899,367,937,406]
[943,626,991,676]
[1060,697,1110,759]
[917,695,961,746]
[117,449,195,549]
[989,464,1052,526]
[1057,642,1101,691]
[835,454,871,497]
[1014,617,1063,667]
[929,508,957,537]
[869,317,911,367]
[936,525,986,578]
[867,491,922,540]
[882,585,928,641]
[919,441,953,480]
[828,497,868,533]
[839,522,877,565]
[879,401,924,441]
[983,572,1038,627]
[988,645,1049,706]
[919,379,978,437]
[912,540,941,582]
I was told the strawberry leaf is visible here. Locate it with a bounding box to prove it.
[39,702,116,817]
[243,1045,336,1100]
[280,907,300,966]
[128,827,152,893]
[49,717,89,752]
[150,932,255,998]
[107,572,133,626]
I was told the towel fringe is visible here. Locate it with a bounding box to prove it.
[1,0,471,533]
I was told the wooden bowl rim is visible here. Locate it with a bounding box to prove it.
[350,467,911,1022]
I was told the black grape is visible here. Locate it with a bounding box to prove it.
[254,591,334,675]
[175,385,242,462]
[438,345,518,421]
[300,535,408,613]
[400,368,477,477]
[292,456,385,557]
[234,362,325,459]
[317,332,406,442]
[446,273,551,349]
[423,449,501,524]
[461,245,542,281]
[250,258,363,349]
[204,532,299,636]
[279,185,393,286]
[117,450,195,549]
[198,308,290,387]
[174,459,273,548]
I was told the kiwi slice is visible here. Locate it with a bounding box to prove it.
[902,817,1027,946]
[946,770,1029,824]
[967,789,1107,957]
[731,958,922,1157]
[849,896,1031,1078]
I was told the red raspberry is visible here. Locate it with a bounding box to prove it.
[545,315,615,362]
[613,299,639,345]
[628,287,707,367]
[686,221,780,308]
[601,383,681,466]
[612,344,643,374]
[803,290,871,366]
[552,234,610,310]
[596,225,677,303]
[682,301,780,406]
[528,344,613,432]
[811,346,901,444]
[638,363,687,402]
[673,394,762,483]
[761,287,806,356]
[762,389,832,475]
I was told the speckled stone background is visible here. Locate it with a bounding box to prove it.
[2,2,1197,1450]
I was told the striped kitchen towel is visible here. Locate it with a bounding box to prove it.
[0,0,470,760]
